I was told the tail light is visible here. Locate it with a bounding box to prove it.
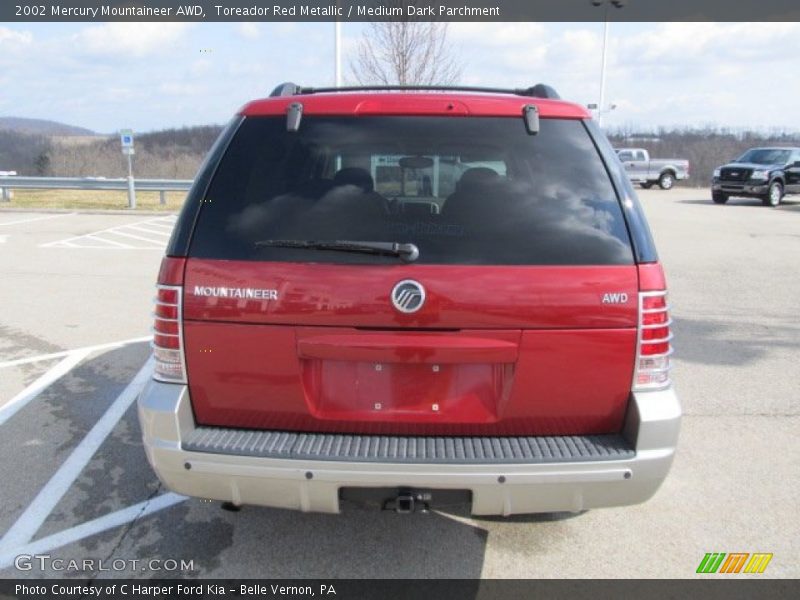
[634,290,673,390]
[153,257,186,383]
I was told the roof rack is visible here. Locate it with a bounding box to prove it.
[269,82,561,100]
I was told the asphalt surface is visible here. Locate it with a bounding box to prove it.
[0,189,797,579]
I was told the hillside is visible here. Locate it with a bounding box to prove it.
[5,120,800,181]
[0,130,50,174]
[0,123,224,177]
[43,125,225,179]
[0,116,95,136]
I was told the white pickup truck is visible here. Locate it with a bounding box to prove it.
[615,148,690,190]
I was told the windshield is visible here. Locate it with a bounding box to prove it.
[189,116,633,265]
[736,148,791,165]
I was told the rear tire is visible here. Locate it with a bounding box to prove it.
[762,181,783,207]
[640,182,653,189]
[658,172,675,190]
[712,192,728,204]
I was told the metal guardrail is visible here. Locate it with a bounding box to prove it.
[0,176,193,206]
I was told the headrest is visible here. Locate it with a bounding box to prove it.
[456,167,499,191]
[333,167,374,193]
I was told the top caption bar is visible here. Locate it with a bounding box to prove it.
[4,0,800,22]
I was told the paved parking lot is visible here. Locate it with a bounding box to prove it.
[0,189,798,579]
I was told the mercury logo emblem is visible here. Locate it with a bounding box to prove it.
[391,280,426,313]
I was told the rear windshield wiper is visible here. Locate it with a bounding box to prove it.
[255,239,420,263]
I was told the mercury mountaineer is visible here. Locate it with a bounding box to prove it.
[137,82,681,516]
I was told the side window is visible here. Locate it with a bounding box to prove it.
[635,151,646,161]
[618,151,632,162]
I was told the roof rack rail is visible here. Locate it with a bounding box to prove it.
[269,83,561,100]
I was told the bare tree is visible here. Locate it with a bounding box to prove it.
[350,3,462,86]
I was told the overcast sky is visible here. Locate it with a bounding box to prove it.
[1,21,798,134]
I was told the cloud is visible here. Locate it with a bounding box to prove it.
[438,21,800,130]
[0,26,33,46]
[620,22,800,69]
[5,22,800,133]
[158,82,205,96]
[72,23,191,58]
[236,23,261,40]
[449,22,546,47]
[591,22,800,129]
[190,59,213,76]
[447,23,605,93]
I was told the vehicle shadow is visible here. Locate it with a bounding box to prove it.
[672,315,800,367]
[128,496,491,579]
[127,496,586,579]
[118,477,590,579]
[675,197,800,210]
[467,510,587,524]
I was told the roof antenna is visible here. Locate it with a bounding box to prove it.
[270,82,300,97]
[523,84,561,99]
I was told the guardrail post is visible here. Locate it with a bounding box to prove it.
[159,190,166,205]
[127,176,136,209]
[124,148,136,209]
[0,171,16,201]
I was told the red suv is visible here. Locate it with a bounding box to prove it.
[137,83,680,515]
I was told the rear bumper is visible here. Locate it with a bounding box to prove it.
[137,380,681,515]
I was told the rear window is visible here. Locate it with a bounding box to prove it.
[188,116,633,265]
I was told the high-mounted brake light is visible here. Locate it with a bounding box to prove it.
[633,291,673,390]
[153,258,186,383]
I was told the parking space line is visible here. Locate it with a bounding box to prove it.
[107,229,168,245]
[0,358,153,552]
[40,216,176,250]
[0,213,75,227]
[125,225,172,236]
[50,217,175,243]
[0,493,186,570]
[140,223,175,231]
[0,349,92,426]
[86,233,131,248]
[140,226,175,234]
[0,336,151,369]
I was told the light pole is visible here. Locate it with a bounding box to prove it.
[334,2,342,86]
[334,21,341,86]
[591,0,626,127]
[599,16,609,127]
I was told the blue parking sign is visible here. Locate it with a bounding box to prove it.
[120,129,134,148]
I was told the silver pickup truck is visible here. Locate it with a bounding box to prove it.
[615,148,690,190]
